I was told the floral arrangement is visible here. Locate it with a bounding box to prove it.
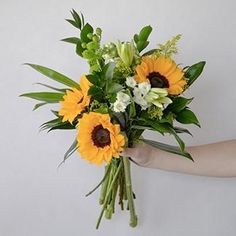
[21,10,206,229]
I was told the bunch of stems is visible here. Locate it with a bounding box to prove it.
[93,156,137,229]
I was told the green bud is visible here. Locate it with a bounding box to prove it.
[96,27,102,36]
[92,35,99,42]
[87,33,93,39]
[116,41,135,67]
[81,42,87,48]
[86,41,99,50]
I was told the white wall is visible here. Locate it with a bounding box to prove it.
[1,0,236,235]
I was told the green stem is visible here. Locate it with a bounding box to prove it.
[122,156,138,227]
[99,164,110,204]
[96,161,122,229]
[87,164,111,197]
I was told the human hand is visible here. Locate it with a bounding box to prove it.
[122,142,153,167]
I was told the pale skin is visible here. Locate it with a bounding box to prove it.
[123,140,236,177]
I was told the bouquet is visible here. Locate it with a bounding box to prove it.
[21,9,206,229]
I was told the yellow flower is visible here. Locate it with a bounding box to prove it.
[59,75,91,123]
[77,112,125,165]
[135,56,186,95]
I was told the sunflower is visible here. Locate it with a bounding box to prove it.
[135,56,187,95]
[59,75,91,123]
[77,112,125,165]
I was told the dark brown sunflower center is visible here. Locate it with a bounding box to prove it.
[91,125,111,148]
[147,72,169,88]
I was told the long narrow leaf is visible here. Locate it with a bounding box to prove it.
[142,139,194,161]
[33,102,47,111]
[25,64,80,89]
[20,92,64,103]
[35,83,68,93]
[58,139,78,168]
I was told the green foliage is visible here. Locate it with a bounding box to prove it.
[176,108,200,127]
[155,34,182,57]
[167,97,193,113]
[20,92,64,103]
[133,25,152,52]
[65,9,84,30]
[142,139,193,161]
[35,83,67,93]
[40,117,75,132]
[58,139,78,167]
[88,85,104,101]
[185,61,206,86]
[147,106,163,120]
[61,37,80,45]
[63,10,103,72]
[25,64,80,89]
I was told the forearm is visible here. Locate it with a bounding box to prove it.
[134,140,236,177]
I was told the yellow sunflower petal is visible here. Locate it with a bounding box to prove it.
[77,112,125,165]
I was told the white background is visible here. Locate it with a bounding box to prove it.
[1,0,236,235]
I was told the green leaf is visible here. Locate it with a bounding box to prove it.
[81,12,85,27]
[48,122,75,131]
[33,102,47,111]
[107,83,123,94]
[139,25,152,41]
[58,139,78,168]
[40,119,75,132]
[65,19,79,29]
[167,97,193,113]
[80,23,93,43]
[35,83,67,93]
[20,92,64,103]
[142,139,194,161]
[88,86,104,101]
[71,9,82,29]
[174,127,192,136]
[86,74,102,87]
[134,25,152,52]
[103,62,115,80]
[133,34,139,43]
[143,119,185,151]
[176,109,200,127]
[137,41,149,52]
[25,64,80,89]
[76,39,84,57]
[61,37,80,44]
[185,61,206,86]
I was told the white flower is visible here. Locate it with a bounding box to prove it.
[117,91,131,104]
[113,100,127,112]
[133,87,150,110]
[125,77,137,88]
[138,82,151,96]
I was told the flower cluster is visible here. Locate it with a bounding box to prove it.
[21,9,206,229]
